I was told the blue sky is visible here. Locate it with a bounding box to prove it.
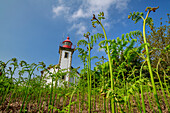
[0,0,169,73]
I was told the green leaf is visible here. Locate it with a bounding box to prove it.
[98,40,106,47]
[77,40,88,46]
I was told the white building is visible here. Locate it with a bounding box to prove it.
[42,37,80,87]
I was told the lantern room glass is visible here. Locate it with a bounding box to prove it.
[63,42,71,46]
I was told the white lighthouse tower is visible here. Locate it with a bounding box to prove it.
[43,37,79,87]
[58,37,75,82]
[59,37,74,71]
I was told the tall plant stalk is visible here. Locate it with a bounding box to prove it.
[140,61,147,113]
[88,42,92,113]
[91,12,115,113]
[155,59,169,111]
[142,11,161,113]
[77,32,102,112]
[128,6,162,113]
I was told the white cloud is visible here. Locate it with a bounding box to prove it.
[70,0,116,20]
[52,5,69,17]
[115,0,130,11]
[58,0,63,4]
[72,9,89,19]
[53,0,130,19]
[52,0,130,35]
[69,23,87,35]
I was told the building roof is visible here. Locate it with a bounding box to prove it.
[41,64,80,75]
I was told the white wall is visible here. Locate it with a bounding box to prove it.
[43,49,80,87]
[60,50,72,69]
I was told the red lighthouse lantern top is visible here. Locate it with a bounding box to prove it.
[62,37,72,48]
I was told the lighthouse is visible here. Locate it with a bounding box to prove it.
[43,37,79,87]
[59,37,74,71]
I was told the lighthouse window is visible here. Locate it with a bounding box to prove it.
[64,52,68,58]
[62,75,65,80]
[63,42,71,46]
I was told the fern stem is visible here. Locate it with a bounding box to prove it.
[143,12,162,113]
[100,22,115,113]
